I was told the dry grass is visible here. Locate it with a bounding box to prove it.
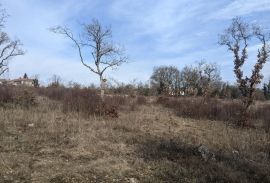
[0,96,269,182]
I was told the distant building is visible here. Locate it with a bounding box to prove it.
[9,78,34,87]
[0,79,8,85]
[0,74,34,87]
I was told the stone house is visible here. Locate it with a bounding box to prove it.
[9,78,34,87]
[0,79,8,85]
[0,74,34,87]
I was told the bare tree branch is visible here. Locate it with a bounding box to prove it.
[0,5,24,76]
[50,26,99,75]
[51,19,127,84]
[51,19,127,98]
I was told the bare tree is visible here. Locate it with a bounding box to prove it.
[49,74,62,87]
[150,66,181,96]
[219,17,270,125]
[181,65,200,96]
[51,19,127,98]
[0,5,24,76]
[197,61,221,98]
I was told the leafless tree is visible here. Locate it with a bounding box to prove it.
[197,61,221,98]
[51,19,127,98]
[219,17,270,125]
[0,5,24,76]
[49,74,62,87]
[181,66,200,96]
[150,66,181,96]
[180,62,221,97]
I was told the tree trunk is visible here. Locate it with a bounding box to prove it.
[239,97,253,127]
[100,76,105,101]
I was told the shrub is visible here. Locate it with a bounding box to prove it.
[62,88,101,117]
[251,104,270,132]
[0,86,13,104]
[136,96,147,105]
[14,88,36,108]
[104,95,127,106]
[157,96,270,128]
[39,86,135,118]
[0,86,36,108]
[37,86,67,101]
[62,89,129,118]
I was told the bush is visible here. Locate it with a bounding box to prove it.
[63,88,101,117]
[39,86,137,117]
[62,89,130,118]
[37,86,67,101]
[0,86,36,108]
[14,89,36,108]
[0,86,13,104]
[136,96,147,105]
[104,95,128,106]
[157,96,270,128]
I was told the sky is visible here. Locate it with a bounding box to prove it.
[1,0,270,86]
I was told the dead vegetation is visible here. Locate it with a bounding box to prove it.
[0,89,269,182]
[157,96,270,130]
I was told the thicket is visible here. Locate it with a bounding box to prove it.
[0,86,36,108]
[157,96,270,130]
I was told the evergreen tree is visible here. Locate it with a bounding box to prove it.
[23,73,28,79]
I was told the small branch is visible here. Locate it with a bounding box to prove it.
[50,26,98,75]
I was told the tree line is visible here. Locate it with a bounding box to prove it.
[150,63,270,99]
[150,61,221,97]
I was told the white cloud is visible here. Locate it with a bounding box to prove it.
[208,0,270,19]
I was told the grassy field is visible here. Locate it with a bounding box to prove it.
[0,96,270,182]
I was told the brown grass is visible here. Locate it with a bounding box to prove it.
[0,95,269,182]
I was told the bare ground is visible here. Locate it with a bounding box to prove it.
[0,97,269,182]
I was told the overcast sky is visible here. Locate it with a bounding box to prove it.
[1,0,270,86]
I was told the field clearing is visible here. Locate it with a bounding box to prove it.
[0,97,269,182]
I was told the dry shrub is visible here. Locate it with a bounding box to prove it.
[0,86,36,108]
[37,86,67,101]
[156,96,170,105]
[62,88,101,117]
[102,102,119,118]
[103,95,130,117]
[157,96,270,128]
[251,104,270,132]
[136,95,147,105]
[62,90,130,118]
[0,86,13,104]
[14,88,36,108]
[39,86,136,118]
[104,95,127,106]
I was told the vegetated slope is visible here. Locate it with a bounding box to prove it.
[0,96,269,182]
